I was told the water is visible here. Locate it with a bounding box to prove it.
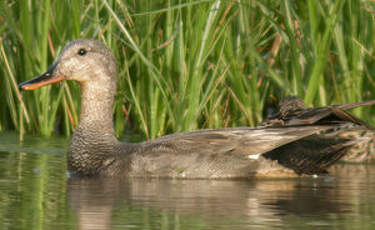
[1,132,375,230]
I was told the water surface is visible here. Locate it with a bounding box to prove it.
[0,132,375,229]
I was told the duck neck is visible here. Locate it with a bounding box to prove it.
[78,82,116,138]
[68,81,119,176]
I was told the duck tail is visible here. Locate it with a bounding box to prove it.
[262,135,359,175]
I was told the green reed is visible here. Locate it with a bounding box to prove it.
[1,0,375,139]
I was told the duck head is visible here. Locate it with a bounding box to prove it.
[19,39,117,91]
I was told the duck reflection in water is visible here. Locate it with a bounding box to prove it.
[68,170,371,230]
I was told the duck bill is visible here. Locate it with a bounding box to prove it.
[18,63,66,90]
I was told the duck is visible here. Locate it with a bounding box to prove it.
[261,95,375,163]
[18,39,369,178]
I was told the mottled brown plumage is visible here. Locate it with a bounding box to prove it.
[18,40,370,178]
[263,95,375,127]
[261,95,375,163]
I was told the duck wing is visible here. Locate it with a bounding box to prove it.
[263,98,375,127]
[75,125,343,178]
[125,125,351,178]
[282,107,367,126]
[141,126,335,157]
[335,99,375,110]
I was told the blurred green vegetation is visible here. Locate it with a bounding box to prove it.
[1,0,375,139]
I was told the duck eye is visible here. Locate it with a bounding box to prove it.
[78,48,87,56]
